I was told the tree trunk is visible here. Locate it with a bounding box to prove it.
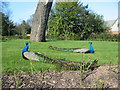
[30,0,53,42]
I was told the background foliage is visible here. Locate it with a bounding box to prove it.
[1,2,117,42]
[47,1,108,40]
[1,2,32,37]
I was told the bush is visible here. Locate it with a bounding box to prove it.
[87,33,118,42]
[47,33,118,42]
[46,32,80,40]
[1,35,30,40]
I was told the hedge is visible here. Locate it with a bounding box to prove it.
[0,33,118,42]
[0,35,30,40]
[87,33,118,42]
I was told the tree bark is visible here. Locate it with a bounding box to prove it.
[30,0,53,42]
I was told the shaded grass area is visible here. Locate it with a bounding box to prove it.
[2,40,118,73]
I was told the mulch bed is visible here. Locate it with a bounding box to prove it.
[2,65,119,89]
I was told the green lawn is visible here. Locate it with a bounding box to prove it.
[2,40,118,73]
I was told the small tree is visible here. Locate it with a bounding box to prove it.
[1,2,16,36]
[15,20,31,36]
[2,12,15,36]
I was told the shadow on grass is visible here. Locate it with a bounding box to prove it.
[0,40,8,42]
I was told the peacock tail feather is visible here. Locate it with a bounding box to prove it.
[49,46,90,53]
[49,46,81,52]
[23,52,98,71]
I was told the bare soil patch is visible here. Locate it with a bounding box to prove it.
[2,65,119,89]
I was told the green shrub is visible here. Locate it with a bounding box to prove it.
[87,33,118,42]
[47,33,80,40]
[47,33,118,42]
[1,35,30,40]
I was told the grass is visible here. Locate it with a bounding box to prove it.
[2,40,118,73]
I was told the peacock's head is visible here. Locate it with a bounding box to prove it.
[89,42,92,44]
[26,42,29,45]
